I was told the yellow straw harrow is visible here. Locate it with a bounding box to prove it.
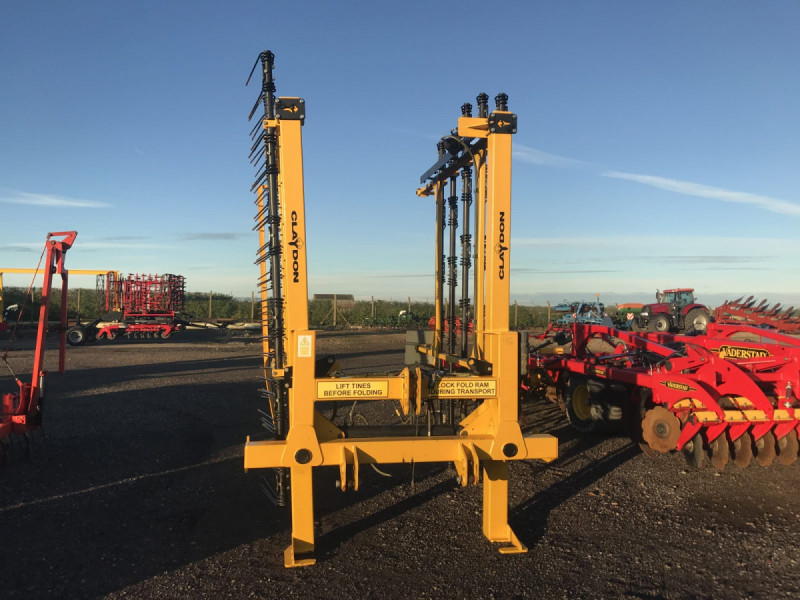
[243,51,556,567]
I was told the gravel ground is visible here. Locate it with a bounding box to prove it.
[1,329,799,599]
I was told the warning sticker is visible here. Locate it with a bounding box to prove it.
[297,335,312,358]
[317,380,389,399]
[431,379,497,397]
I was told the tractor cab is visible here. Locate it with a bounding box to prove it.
[660,288,695,309]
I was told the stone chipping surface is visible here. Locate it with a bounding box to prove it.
[1,329,799,599]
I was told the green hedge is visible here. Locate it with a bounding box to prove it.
[2,286,553,329]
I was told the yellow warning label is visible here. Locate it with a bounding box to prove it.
[297,335,312,358]
[317,380,389,399]
[431,379,497,397]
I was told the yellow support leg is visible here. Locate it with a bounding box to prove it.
[482,460,526,554]
[284,466,316,567]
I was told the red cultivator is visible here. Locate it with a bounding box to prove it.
[526,322,800,469]
[714,296,800,333]
[2,232,76,463]
[67,273,187,345]
[97,273,186,340]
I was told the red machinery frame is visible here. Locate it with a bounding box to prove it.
[527,322,800,467]
[2,231,76,449]
[714,296,800,333]
[73,273,186,343]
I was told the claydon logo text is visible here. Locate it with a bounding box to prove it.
[495,211,508,280]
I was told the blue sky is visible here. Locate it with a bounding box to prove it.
[1,1,799,307]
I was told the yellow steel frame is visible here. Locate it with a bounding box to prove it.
[245,97,557,567]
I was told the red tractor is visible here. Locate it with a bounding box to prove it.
[635,288,710,333]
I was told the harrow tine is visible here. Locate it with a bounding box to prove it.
[248,92,266,121]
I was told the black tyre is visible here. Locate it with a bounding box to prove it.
[684,308,709,333]
[563,376,604,433]
[649,313,671,333]
[66,326,86,346]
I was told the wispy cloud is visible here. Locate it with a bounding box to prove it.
[78,242,169,249]
[180,233,248,241]
[642,255,770,264]
[513,268,621,274]
[367,272,430,278]
[515,235,797,250]
[0,245,33,253]
[0,189,111,208]
[603,171,800,216]
[513,144,586,168]
[100,235,150,241]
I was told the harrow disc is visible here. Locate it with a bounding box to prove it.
[641,406,681,453]
[682,432,705,468]
[708,434,730,470]
[732,433,753,468]
[777,430,799,466]
[637,441,659,458]
[754,431,777,468]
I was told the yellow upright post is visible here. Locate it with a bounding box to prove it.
[273,102,319,566]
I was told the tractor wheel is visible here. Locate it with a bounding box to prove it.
[685,308,710,334]
[563,376,604,433]
[66,326,86,346]
[649,314,671,333]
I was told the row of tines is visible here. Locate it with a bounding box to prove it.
[247,52,285,363]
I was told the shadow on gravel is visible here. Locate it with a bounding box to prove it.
[315,464,451,560]
[331,348,404,361]
[61,354,260,388]
[0,367,451,597]
[512,442,640,549]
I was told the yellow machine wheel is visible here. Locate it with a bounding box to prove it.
[572,385,592,421]
[564,376,602,433]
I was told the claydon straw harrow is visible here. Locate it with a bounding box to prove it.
[526,322,800,469]
[715,296,800,333]
[243,51,556,567]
